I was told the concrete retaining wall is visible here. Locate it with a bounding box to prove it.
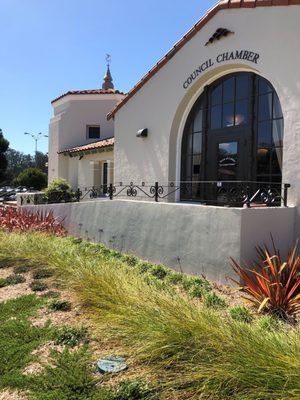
[22,200,295,284]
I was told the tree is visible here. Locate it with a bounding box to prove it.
[35,151,48,173]
[14,167,47,190]
[0,129,9,183]
[5,148,48,183]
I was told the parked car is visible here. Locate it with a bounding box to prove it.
[0,186,35,202]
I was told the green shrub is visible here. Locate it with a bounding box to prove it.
[5,274,26,285]
[13,167,47,190]
[204,292,227,309]
[53,326,89,347]
[121,254,139,267]
[109,249,123,259]
[30,281,48,292]
[136,262,153,274]
[165,272,184,285]
[115,380,153,400]
[49,300,72,312]
[0,277,7,288]
[149,265,169,280]
[229,306,253,323]
[13,265,31,274]
[44,178,74,203]
[189,285,204,299]
[181,276,211,292]
[32,268,54,280]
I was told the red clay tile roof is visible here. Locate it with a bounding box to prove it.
[59,137,114,155]
[52,89,125,104]
[107,0,300,120]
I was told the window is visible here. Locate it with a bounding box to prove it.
[209,74,250,130]
[87,125,100,139]
[255,77,284,184]
[181,72,284,202]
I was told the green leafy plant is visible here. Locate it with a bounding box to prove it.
[13,167,47,190]
[204,292,227,309]
[137,261,153,274]
[5,274,26,285]
[149,265,169,280]
[49,300,72,312]
[44,178,74,203]
[0,277,7,288]
[229,306,253,323]
[53,326,89,347]
[231,242,300,319]
[121,254,139,267]
[165,272,184,285]
[115,380,153,400]
[30,281,48,292]
[32,268,54,280]
[13,265,31,274]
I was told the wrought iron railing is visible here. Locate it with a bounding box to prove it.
[106,181,290,207]
[20,181,291,208]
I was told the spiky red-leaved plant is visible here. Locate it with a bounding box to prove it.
[231,242,300,319]
[0,206,66,236]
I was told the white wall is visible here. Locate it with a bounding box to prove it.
[114,5,300,206]
[21,200,296,284]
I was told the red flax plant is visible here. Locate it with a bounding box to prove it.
[0,206,66,236]
[231,241,300,320]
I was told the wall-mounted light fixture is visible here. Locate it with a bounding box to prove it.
[136,128,148,138]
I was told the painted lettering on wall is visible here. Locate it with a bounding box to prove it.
[183,50,260,90]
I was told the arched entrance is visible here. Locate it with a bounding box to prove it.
[180,72,284,205]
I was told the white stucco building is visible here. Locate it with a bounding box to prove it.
[108,0,299,209]
[41,0,300,281]
[48,64,125,193]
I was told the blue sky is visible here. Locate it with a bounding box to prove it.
[0,0,216,155]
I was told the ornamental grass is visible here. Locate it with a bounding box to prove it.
[0,231,300,399]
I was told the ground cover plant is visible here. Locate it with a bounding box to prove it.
[0,294,115,399]
[0,295,48,390]
[0,232,300,399]
[29,281,48,292]
[231,241,300,320]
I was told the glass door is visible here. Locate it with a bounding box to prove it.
[206,131,248,205]
[217,141,238,181]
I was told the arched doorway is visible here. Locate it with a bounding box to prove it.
[180,72,284,205]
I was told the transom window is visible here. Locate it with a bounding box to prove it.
[181,72,284,202]
[87,125,100,139]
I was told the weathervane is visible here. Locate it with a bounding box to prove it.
[102,54,114,90]
[106,54,111,66]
